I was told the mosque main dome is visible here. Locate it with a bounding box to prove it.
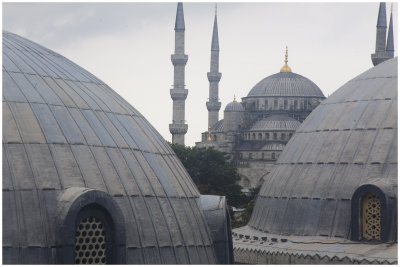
[246,72,325,98]
[2,31,222,264]
[248,57,397,241]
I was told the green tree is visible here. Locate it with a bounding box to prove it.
[170,143,246,208]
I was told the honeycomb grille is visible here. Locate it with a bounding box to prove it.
[362,193,381,240]
[75,216,106,264]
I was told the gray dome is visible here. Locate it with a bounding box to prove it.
[246,72,325,98]
[211,119,224,132]
[249,57,397,239]
[224,101,244,112]
[2,32,217,264]
[248,115,300,131]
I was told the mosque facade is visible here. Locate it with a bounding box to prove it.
[195,11,326,189]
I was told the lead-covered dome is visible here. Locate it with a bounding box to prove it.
[2,32,217,264]
[249,115,300,131]
[246,72,325,98]
[249,57,397,240]
[224,100,244,112]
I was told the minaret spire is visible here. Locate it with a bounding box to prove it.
[386,4,394,58]
[169,2,188,145]
[371,2,391,66]
[206,3,222,129]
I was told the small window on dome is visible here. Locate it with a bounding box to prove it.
[361,193,381,240]
[273,133,277,140]
[271,153,276,160]
[252,133,256,140]
[265,100,268,110]
[281,133,285,140]
[75,216,107,264]
[294,100,298,110]
[284,100,288,110]
[265,133,269,140]
[274,99,278,109]
[258,133,262,140]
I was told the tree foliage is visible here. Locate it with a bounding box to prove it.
[170,143,246,207]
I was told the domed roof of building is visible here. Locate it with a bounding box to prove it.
[245,72,325,98]
[248,115,300,132]
[211,119,224,132]
[248,57,397,239]
[2,31,217,264]
[224,100,244,112]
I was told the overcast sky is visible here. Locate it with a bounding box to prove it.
[3,2,398,146]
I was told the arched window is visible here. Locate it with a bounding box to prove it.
[294,100,298,110]
[273,133,277,140]
[213,135,217,141]
[265,100,268,109]
[274,99,278,109]
[271,152,275,159]
[56,188,125,264]
[258,133,262,140]
[284,100,288,109]
[265,133,270,139]
[252,133,256,140]
[350,184,394,243]
[281,133,286,140]
[361,193,381,240]
[289,133,293,138]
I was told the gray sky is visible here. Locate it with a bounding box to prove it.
[3,2,398,146]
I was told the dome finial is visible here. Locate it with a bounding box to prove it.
[280,46,292,72]
[208,125,212,141]
[233,94,237,102]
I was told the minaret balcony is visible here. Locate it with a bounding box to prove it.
[169,123,188,134]
[206,101,221,111]
[170,89,188,100]
[171,54,188,65]
[207,72,222,82]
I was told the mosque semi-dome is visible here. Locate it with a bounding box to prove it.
[248,115,300,132]
[249,57,397,241]
[246,71,325,98]
[224,100,244,112]
[2,31,226,264]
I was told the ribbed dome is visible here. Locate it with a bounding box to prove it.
[249,115,300,131]
[248,57,397,238]
[224,101,244,112]
[2,32,216,264]
[211,119,224,132]
[246,72,325,98]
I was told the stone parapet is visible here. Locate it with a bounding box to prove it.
[169,123,188,134]
[171,54,188,65]
[170,89,188,100]
[207,72,222,82]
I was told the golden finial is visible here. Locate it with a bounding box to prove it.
[208,125,212,141]
[233,94,237,102]
[280,46,292,73]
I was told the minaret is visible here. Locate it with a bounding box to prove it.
[169,2,188,145]
[371,2,391,66]
[206,4,222,129]
[386,4,394,58]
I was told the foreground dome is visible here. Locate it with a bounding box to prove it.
[249,57,397,241]
[2,31,219,264]
[246,72,325,98]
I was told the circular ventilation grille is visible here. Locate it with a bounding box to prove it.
[75,216,107,264]
[362,193,381,240]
